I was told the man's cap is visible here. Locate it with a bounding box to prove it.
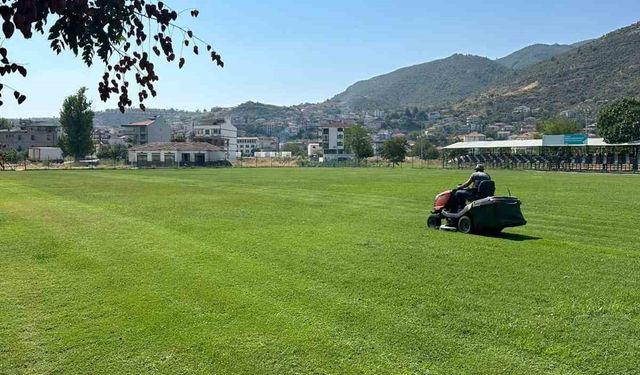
[475,164,485,171]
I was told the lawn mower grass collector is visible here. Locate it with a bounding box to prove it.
[427,180,527,234]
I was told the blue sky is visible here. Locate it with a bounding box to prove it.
[1,0,639,117]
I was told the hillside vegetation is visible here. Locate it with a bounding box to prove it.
[460,22,640,118]
[496,43,575,70]
[331,54,511,110]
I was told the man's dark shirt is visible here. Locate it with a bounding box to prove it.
[470,171,491,188]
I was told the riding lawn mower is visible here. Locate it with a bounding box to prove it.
[426,180,527,234]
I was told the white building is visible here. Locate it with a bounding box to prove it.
[319,124,353,161]
[307,143,321,157]
[237,137,259,156]
[254,151,292,158]
[463,132,487,142]
[128,142,227,166]
[192,117,237,160]
[28,147,64,162]
[513,105,531,115]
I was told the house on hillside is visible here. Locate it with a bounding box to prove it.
[463,132,486,142]
[121,116,170,145]
[128,142,227,167]
[513,105,531,115]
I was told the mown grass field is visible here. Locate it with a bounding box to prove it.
[1,168,639,374]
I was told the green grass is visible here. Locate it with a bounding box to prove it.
[1,168,639,374]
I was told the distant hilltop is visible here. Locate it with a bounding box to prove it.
[329,21,640,119]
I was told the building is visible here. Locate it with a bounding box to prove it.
[0,119,60,151]
[463,132,487,142]
[192,117,237,160]
[258,137,278,151]
[466,115,483,132]
[307,143,321,157]
[319,123,353,161]
[128,142,227,167]
[28,147,64,161]
[237,137,259,156]
[254,151,292,158]
[496,131,511,140]
[121,116,170,145]
[513,105,531,115]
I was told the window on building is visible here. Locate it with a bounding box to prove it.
[323,129,329,134]
[137,153,148,162]
[337,142,343,147]
[205,129,211,135]
[164,153,175,163]
[151,153,161,162]
[337,128,344,132]
[17,135,22,141]
[31,135,35,141]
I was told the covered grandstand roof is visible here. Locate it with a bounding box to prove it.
[443,138,640,150]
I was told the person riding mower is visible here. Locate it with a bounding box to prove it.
[426,166,526,234]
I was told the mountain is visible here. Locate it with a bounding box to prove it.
[496,43,575,70]
[228,101,299,119]
[459,21,640,118]
[571,39,595,48]
[331,54,511,110]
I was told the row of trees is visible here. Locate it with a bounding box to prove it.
[344,124,439,165]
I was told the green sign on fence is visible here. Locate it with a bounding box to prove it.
[564,134,588,145]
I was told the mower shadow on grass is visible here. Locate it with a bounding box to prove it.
[483,232,541,242]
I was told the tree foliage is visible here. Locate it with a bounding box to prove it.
[60,87,94,160]
[380,137,408,165]
[537,117,581,135]
[0,117,12,129]
[410,138,439,160]
[281,143,304,157]
[96,143,128,160]
[0,0,223,112]
[596,98,640,143]
[344,124,373,159]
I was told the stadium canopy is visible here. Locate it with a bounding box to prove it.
[443,138,640,150]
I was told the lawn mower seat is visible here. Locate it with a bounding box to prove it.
[477,180,496,199]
